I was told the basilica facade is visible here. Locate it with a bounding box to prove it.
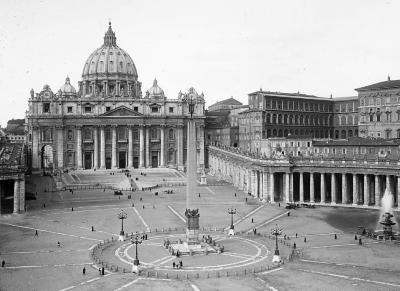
[26,23,205,172]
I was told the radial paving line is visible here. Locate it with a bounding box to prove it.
[224,205,265,231]
[298,269,400,288]
[113,278,172,291]
[204,186,215,195]
[1,223,101,242]
[191,284,201,291]
[255,277,279,291]
[261,267,284,275]
[132,207,150,232]
[58,273,111,291]
[167,205,186,223]
[1,249,88,255]
[246,211,290,233]
[309,241,381,249]
[3,262,92,269]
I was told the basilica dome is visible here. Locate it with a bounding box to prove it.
[81,22,138,81]
[146,79,165,98]
[59,76,76,94]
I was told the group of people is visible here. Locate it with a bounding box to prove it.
[172,261,183,269]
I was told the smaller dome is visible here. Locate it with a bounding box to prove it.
[146,79,164,98]
[60,76,76,94]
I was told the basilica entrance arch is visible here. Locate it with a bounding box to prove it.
[119,151,126,169]
[84,152,92,169]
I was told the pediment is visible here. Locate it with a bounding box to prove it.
[101,106,143,117]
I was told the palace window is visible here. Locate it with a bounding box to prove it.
[85,106,92,113]
[67,153,73,164]
[133,106,138,112]
[169,107,174,113]
[106,107,111,112]
[84,128,92,140]
[151,107,159,113]
[67,129,73,140]
[67,106,73,113]
[169,128,174,139]
[118,126,127,140]
[43,103,50,113]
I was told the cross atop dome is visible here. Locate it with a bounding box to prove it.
[104,21,117,46]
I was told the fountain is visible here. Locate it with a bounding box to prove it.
[373,188,399,240]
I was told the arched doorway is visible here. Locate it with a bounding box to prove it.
[41,145,54,173]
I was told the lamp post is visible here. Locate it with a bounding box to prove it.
[271,224,283,263]
[118,210,127,241]
[228,208,236,235]
[131,232,142,272]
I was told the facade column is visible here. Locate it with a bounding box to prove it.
[375,175,381,206]
[331,173,336,204]
[177,125,184,169]
[299,172,304,203]
[19,179,25,212]
[270,172,275,203]
[13,179,20,214]
[128,126,133,168]
[199,125,205,169]
[146,126,150,167]
[56,125,64,169]
[76,126,82,169]
[32,126,39,170]
[310,172,315,203]
[139,125,145,168]
[352,174,358,205]
[160,125,165,167]
[100,126,105,169]
[342,173,348,204]
[93,126,98,169]
[320,173,325,203]
[364,174,370,206]
[285,173,290,202]
[111,125,117,169]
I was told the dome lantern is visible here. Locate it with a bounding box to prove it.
[104,22,117,47]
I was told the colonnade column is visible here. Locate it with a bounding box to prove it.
[397,176,400,210]
[289,173,293,202]
[128,126,133,168]
[269,173,275,203]
[111,125,117,169]
[386,175,391,194]
[246,169,251,194]
[145,126,150,167]
[375,175,380,206]
[56,125,64,169]
[352,174,358,205]
[76,126,82,169]
[342,173,348,204]
[19,179,25,212]
[299,172,304,203]
[364,174,369,206]
[320,173,325,203]
[251,170,256,196]
[310,173,315,203]
[13,179,20,214]
[160,125,165,167]
[331,173,336,204]
[139,125,145,168]
[100,126,105,169]
[285,173,290,202]
[93,126,98,169]
[262,171,268,201]
[199,125,205,169]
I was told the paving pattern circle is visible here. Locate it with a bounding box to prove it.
[115,233,270,272]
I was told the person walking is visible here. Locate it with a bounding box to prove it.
[35,230,38,237]
[2,260,5,267]
[82,266,86,275]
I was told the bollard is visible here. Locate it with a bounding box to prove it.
[226,271,229,277]
[176,273,179,279]
[166,273,168,279]
[196,273,199,279]
[156,272,158,278]
[217,272,220,278]
[186,274,189,279]
[147,271,150,277]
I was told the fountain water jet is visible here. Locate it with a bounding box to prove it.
[373,188,399,240]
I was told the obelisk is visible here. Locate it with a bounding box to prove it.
[185,95,200,246]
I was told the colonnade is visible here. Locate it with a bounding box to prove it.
[0,178,25,214]
[209,153,400,209]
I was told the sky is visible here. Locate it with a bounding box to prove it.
[0,0,400,126]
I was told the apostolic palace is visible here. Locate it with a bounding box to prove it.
[25,23,205,173]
